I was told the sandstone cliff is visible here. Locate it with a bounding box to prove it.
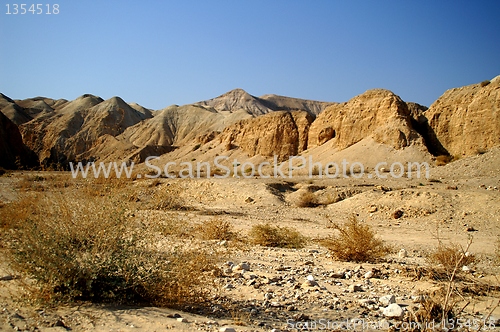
[220,111,314,161]
[425,75,500,157]
[0,111,38,169]
[308,89,423,150]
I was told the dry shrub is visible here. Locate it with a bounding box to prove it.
[296,190,318,208]
[496,237,500,264]
[249,223,307,248]
[196,218,236,241]
[427,242,476,277]
[435,155,452,166]
[2,193,218,306]
[322,216,389,262]
[410,290,455,327]
[480,80,491,87]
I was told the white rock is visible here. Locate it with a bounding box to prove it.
[232,262,250,272]
[177,317,188,322]
[383,303,404,319]
[364,271,374,279]
[398,248,407,258]
[306,275,315,281]
[462,265,471,272]
[220,328,236,332]
[301,279,318,287]
[379,295,396,306]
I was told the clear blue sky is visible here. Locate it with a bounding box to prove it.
[1,0,499,109]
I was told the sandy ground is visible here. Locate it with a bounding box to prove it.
[1,148,500,331]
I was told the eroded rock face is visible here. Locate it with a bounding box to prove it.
[19,95,150,167]
[425,75,500,157]
[308,89,424,150]
[0,111,38,169]
[220,111,314,161]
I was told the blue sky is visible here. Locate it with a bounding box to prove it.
[1,1,499,109]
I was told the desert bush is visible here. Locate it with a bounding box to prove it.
[322,215,389,262]
[249,223,307,248]
[480,80,490,87]
[435,155,452,166]
[2,193,217,306]
[427,242,476,276]
[295,190,318,207]
[196,218,236,241]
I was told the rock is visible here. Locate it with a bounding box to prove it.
[368,205,378,213]
[177,317,188,323]
[220,110,314,161]
[364,271,374,279]
[308,89,424,150]
[306,275,315,281]
[392,210,404,219]
[245,197,254,203]
[302,279,318,288]
[398,248,407,258]
[219,328,236,332]
[425,76,500,157]
[379,295,396,306]
[383,303,404,319]
[232,262,250,272]
[462,265,471,272]
[349,284,363,292]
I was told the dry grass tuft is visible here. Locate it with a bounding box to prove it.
[249,223,307,248]
[322,215,389,262]
[1,193,219,307]
[427,242,476,277]
[196,218,237,241]
[295,190,318,208]
[435,155,453,166]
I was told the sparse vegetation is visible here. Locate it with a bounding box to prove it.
[295,190,318,207]
[249,223,307,248]
[196,218,237,241]
[427,240,476,277]
[322,215,389,262]
[1,192,218,307]
[480,80,491,87]
[435,155,452,166]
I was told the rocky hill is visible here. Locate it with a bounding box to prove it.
[307,89,424,151]
[1,77,499,169]
[425,75,500,157]
[194,88,333,116]
[0,111,38,169]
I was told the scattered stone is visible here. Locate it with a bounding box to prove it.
[220,328,236,332]
[177,317,188,323]
[245,197,254,203]
[383,303,404,319]
[379,295,396,306]
[392,210,404,219]
[302,279,318,288]
[349,284,363,292]
[232,262,250,272]
[446,185,458,190]
[364,271,374,279]
[462,265,471,272]
[465,226,477,232]
[167,313,182,319]
[398,248,407,258]
[368,205,378,213]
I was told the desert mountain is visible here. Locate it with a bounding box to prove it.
[425,75,500,157]
[220,111,314,161]
[2,77,499,169]
[308,89,424,150]
[194,88,333,116]
[0,111,38,169]
[18,95,151,167]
